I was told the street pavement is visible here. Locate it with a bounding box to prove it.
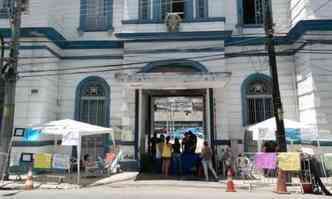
[1,184,331,199]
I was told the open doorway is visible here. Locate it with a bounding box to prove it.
[138,89,211,178]
[152,96,205,152]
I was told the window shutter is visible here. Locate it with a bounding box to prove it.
[105,0,113,30]
[79,0,88,31]
[237,0,244,26]
[153,0,161,20]
[139,0,151,20]
[184,0,193,20]
[196,0,208,19]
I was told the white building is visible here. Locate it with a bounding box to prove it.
[1,0,332,170]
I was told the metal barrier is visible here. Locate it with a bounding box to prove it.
[229,152,327,193]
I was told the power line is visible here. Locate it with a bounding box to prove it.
[19,44,332,78]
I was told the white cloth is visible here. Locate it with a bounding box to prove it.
[156,144,161,159]
[62,128,79,146]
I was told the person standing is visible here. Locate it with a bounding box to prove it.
[189,131,197,153]
[162,136,172,176]
[182,132,190,153]
[201,141,218,181]
[173,138,182,177]
[155,135,164,174]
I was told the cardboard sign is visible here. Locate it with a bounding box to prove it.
[34,153,52,169]
[323,153,332,171]
[278,152,301,171]
[52,153,70,170]
[9,152,21,166]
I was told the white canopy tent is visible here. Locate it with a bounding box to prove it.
[246,117,315,141]
[33,119,114,185]
[245,117,319,152]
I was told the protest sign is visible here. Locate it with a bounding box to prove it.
[323,153,332,171]
[34,153,52,169]
[52,153,70,170]
[278,152,301,171]
[255,153,277,169]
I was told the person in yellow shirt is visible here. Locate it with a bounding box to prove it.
[162,136,172,176]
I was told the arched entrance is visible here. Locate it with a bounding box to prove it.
[134,60,215,176]
[140,59,208,73]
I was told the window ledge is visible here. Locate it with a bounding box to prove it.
[238,24,264,29]
[0,8,9,19]
[122,17,226,24]
[77,26,114,33]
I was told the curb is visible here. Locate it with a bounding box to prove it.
[107,181,264,190]
[87,174,138,188]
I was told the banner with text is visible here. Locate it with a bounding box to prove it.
[278,152,301,171]
[255,152,277,169]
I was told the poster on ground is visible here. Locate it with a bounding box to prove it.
[52,153,70,170]
[278,152,301,171]
[255,153,277,169]
[323,153,332,171]
[34,153,52,169]
[9,152,21,166]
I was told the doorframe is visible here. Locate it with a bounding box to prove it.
[134,88,216,164]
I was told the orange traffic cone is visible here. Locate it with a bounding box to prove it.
[226,168,236,192]
[24,168,33,191]
[275,169,288,194]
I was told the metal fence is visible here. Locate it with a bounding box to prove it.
[217,152,332,193]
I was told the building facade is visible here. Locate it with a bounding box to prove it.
[2,0,332,170]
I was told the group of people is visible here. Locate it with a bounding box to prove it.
[154,134,179,177]
[151,131,218,181]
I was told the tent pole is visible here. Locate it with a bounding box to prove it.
[77,136,81,187]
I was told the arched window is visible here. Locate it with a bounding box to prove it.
[75,76,110,160]
[75,76,110,127]
[242,74,273,126]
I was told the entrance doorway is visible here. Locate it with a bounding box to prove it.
[137,89,214,176]
[152,96,204,153]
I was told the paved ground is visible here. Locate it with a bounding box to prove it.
[0,183,331,199]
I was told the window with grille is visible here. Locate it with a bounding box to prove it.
[196,0,208,19]
[78,81,108,126]
[242,0,265,25]
[161,0,185,19]
[86,0,108,31]
[0,0,29,17]
[76,77,110,160]
[140,0,151,20]
[80,0,113,31]
[245,78,273,125]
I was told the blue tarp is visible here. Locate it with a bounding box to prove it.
[24,128,41,141]
[285,128,301,141]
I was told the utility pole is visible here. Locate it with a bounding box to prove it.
[264,0,288,194]
[0,0,23,180]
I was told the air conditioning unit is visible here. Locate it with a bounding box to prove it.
[165,12,182,32]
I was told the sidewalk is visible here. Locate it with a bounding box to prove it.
[0,172,139,190]
[107,178,307,193]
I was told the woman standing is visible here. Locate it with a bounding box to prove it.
[162,136,172,176]
[201,141,218,181]
[173,138,182,176]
